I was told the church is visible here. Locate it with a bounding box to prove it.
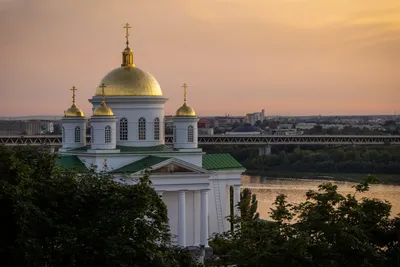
[57,23,244,248]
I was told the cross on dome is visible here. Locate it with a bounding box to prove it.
[124,23,131,46]
[71,86,78,105]
[99,83,107,103]
[64,85,84,117]
[93,83,114,116]
[182,83,188,104]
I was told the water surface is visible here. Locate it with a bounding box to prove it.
[242,175,400,219]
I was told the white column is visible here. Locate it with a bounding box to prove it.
[193,190,200,246]
[233,185,241,216]
[200,189,209,247]
[178,190,186,247]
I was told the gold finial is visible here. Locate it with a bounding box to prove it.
[99,83,107,103]
[124,23,131,46]
[93,83,114,116]
[71,86,78,106]
[121,23,135,67]
[182,83,188,104]
[176,83,196,117]
[65,85,84,117]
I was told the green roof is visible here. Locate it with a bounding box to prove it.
[202,154,244,171]
[70,145,175,153]
[56,155,87,172]
[112,156,170,173]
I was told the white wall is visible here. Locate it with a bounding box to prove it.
[162,190,200,246]
[208,170,244,235]
[61,117,86,148]
[90,116,117,149]
[173,116,199,149]
[89,96,168,147]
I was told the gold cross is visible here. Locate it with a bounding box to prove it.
[124,23,131,44]
[182,83,188,103]
[70,86,78,105]
[99,83,107,102]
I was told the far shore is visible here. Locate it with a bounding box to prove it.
[244,170,400,185]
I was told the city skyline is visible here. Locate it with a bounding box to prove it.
[1,0,399,116]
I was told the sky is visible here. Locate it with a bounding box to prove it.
[0,0,399,116]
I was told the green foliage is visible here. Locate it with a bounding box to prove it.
[237,146,400,176]
[239,188,260,222]
[209,176,400,267]
[0,146,200,267]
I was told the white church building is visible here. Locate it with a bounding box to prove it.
[57,24,244,248]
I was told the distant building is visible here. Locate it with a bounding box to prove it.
[227,124,264,135]
[269,129,302,135]
[246,109,265,125]
[0,120,54,135]
[198,118,212,128]
[198,128,214,135]
[295,123,316,130]
[214,116,246,129]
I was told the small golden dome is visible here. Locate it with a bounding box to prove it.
[95,67,163,96]
[176,103,196,117]
[65,104,84,117]
[93,102,114,116]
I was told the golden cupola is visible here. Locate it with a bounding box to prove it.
[65,86,85,117]
[93,83,114,116]
[95,23,163,97]
[176,83,196,117]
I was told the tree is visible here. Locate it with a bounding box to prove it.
[238,188,259,222]
[209,175,400,266]
[0,145,200,267]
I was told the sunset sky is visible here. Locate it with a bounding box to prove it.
[1,0,399,116]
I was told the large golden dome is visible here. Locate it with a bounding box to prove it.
[95,67,163,96]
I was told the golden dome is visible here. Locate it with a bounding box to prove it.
[176,103,196,117]
[65,104,84,117]
[93,102,114,116]
[95,67,163,96]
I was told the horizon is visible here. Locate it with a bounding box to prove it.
[1,0,399,116]
[0,113,397,121]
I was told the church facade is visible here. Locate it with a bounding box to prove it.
[57,24,244,248]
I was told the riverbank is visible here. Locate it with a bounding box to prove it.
[244,170,400,185]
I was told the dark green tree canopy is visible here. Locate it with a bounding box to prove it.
[0,146,200,267]
[209,176,400,267]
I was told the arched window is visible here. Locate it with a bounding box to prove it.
[138,117,146,140]
[154,117,160,140]
[105,126,111,143]
[120,118,128,140]
[74,126,81,143]
[62,127,65,142]
[173,125,176,142]
[188,125,194,142]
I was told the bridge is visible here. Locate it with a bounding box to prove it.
[1,134,399,146]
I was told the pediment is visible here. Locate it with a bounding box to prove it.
[151,163,196,173]
[136,157,211,175]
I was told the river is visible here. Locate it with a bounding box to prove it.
[242,175,400,219]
